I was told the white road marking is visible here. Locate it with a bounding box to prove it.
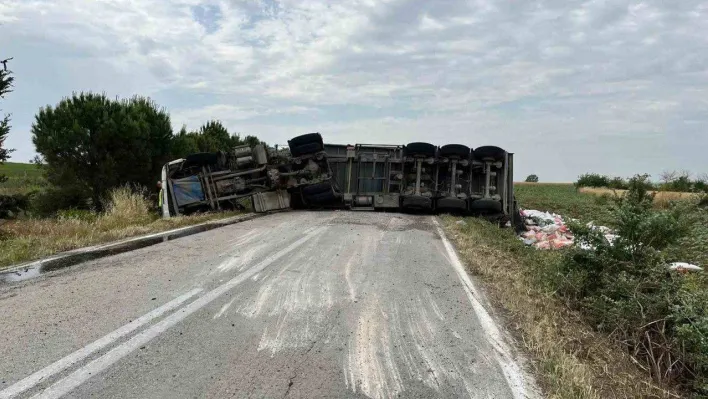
[432,217,538,399]
[0,288,203,399]
[32,227,327,399]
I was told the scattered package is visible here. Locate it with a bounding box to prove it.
[518,209,576,250]
[517,209,703,272]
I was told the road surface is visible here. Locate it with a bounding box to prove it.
[0,211,536,398]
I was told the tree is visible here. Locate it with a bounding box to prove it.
[0,62,14,183]
[32,92,174,210]
[525,174,539,183]
[242,134,265,148]
[197,120,233,152]
[171,125,200,159]
[169,121,264,159]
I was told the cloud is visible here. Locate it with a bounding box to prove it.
[1,0,707,181]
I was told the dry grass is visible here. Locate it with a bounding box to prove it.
[442,216,679,399]
[0,186,241,270]
[579,187,699,207]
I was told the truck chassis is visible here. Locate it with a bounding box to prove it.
[160,133,519,224]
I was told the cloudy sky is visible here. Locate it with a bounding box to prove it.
[1,0,707,181]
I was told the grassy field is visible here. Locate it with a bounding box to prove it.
[514,183,703,226]
[514,183,615,225]
[0,162,45,195]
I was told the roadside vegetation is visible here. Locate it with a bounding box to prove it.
[446,176,707,398]
[0,66,260,269]
[0,186,242,270]
[0,162,44,195]
[514,183,615,225]
[575,172,708,193]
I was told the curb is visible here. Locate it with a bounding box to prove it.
[0,212,265,284]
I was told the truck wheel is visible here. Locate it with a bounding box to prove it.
[404,142,437,158]
[289,191,305,209]
[302,182,333,196]
[439,144,471,158]
[290,142,324,157]
[288,133,324,157]
[305,191,338,204]
[468,199,503,213]
[473,146,506,161]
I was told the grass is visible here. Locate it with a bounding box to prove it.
[0,162,45,195]
[514,183,615,225]
[442,216,679,399]
[0,186,242,270]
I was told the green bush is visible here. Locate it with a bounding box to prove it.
[552,175,708,394]
[0,193,33,218]
[694,180,708,193]
[575,173,610,188]
[29,185,92,217]
[606,176,628,190]
[525,174,539,183]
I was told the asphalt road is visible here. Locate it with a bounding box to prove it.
[0,211,537,399]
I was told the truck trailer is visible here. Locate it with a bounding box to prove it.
[159,133,520,225]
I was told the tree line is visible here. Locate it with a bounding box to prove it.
[0,66,265,215]
[575,172,708,193]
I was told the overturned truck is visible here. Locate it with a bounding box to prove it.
[160,133,520,224]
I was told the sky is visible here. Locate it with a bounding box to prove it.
[1,0,707,182]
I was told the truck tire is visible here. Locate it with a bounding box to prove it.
[288,133,324,157]
[404,142,437,158]
[305,191,339,204]
[439,144,471,158]
[290,142,324,157]
[468,198,503,213]
[473,146,506,161]
[289,191,306,209]
[301,182,333,196]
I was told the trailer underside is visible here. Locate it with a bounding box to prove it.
[161,133,520,225]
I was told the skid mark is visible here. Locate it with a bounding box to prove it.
[344,287,503,398]
[426,291,445,321]
[345,296,403,399]
[226,228,264,245]
[216,243,266,273]
[233,229,346,355]
[344,253,358,301]
[213,296,239,319]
